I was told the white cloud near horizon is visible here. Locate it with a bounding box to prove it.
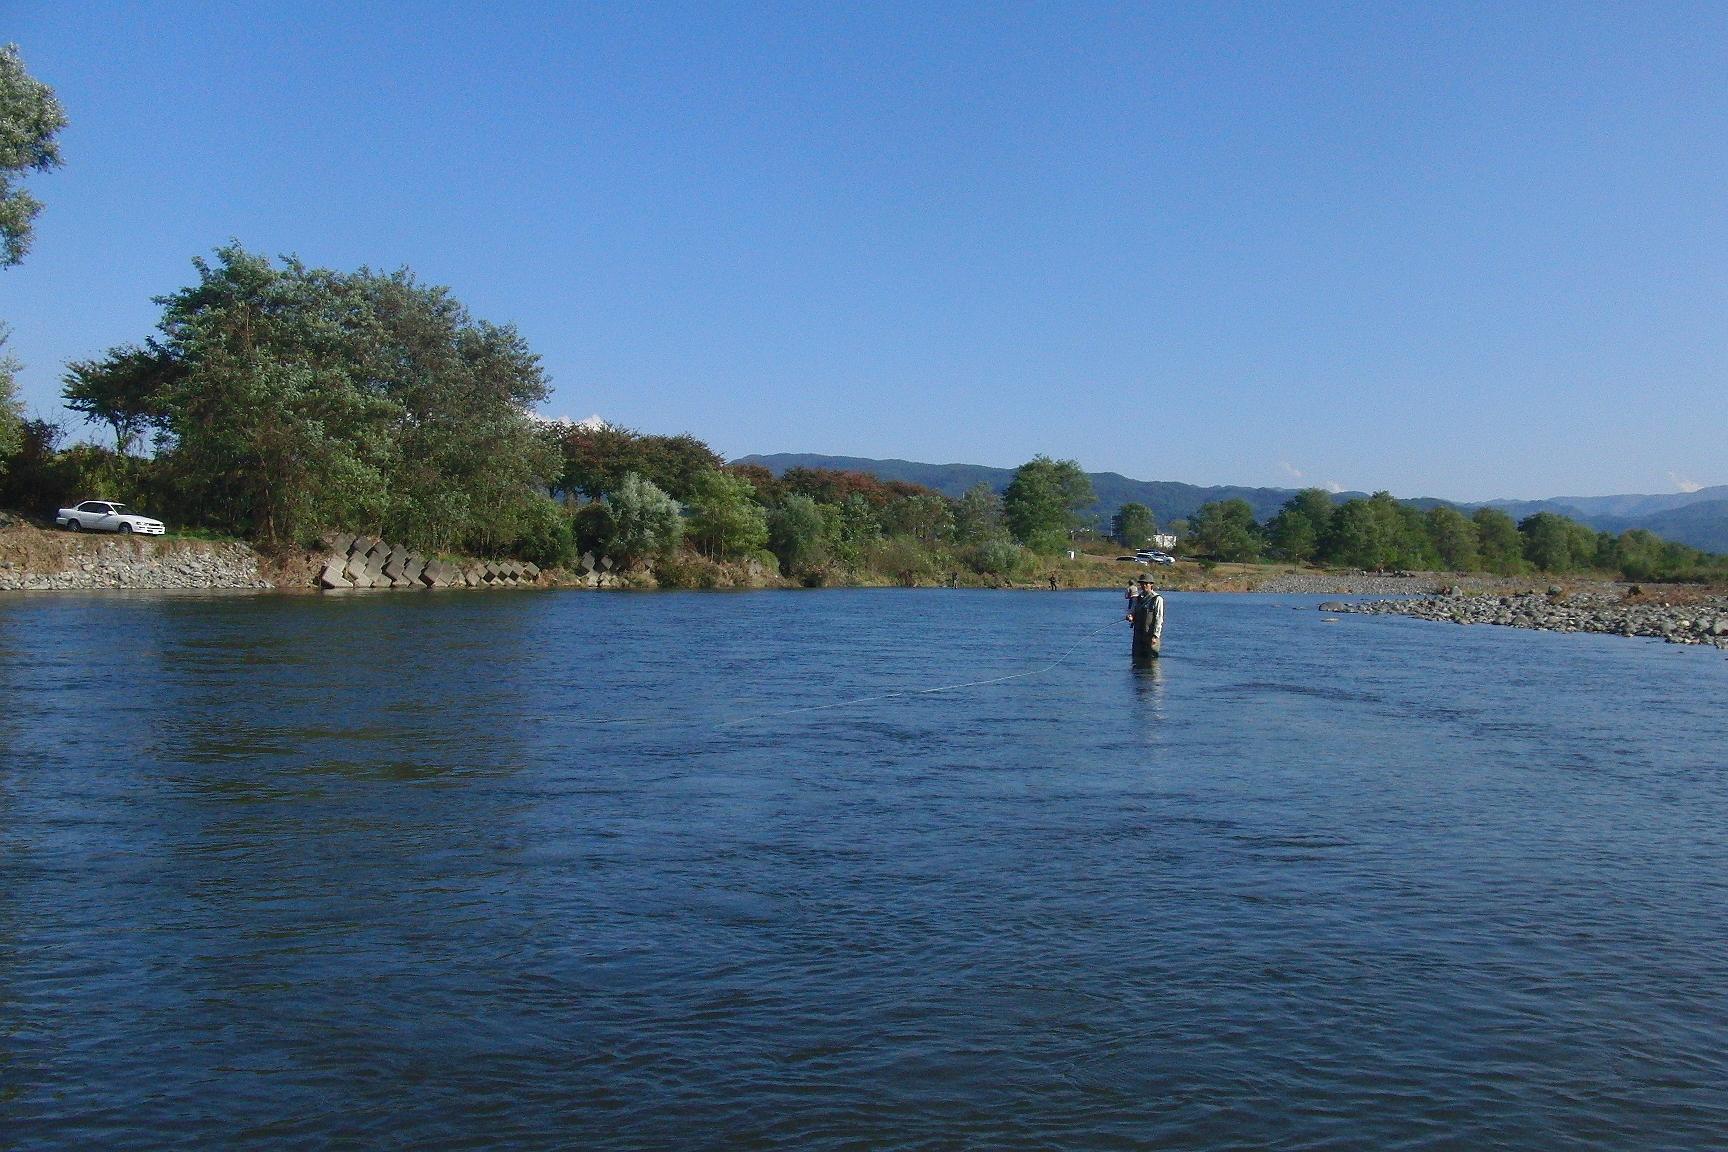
[1667,471,1703,493]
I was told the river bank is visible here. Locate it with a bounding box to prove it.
[4,522,1722,618]
[0,523,270,590]
[1320,587,1728,651]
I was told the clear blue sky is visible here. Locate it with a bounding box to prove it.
[4,2,1725,501]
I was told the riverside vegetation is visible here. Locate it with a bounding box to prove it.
[0,244,1722,597]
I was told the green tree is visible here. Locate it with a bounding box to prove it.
[1424,505,1480,571]
[505,495,575,568]
[1003,455,1095,553]
[685,468,768,558]
[88,244,555,550]
[603,472,683,561]
[1112,502,1156,548]
[0,325,22,468]
[880,491,954,543]
[149,247,397,544]
[1185,499,1262,561]
[1320,499,1384,568]
[1519,511,1593,573]
[1266,488,1333,563]
[767,492,833,576]
[1471,507,1526,574]
[555,424,722,501]
[352,268,558,555]
[0,44,67,268]
[952,482,1003,545]
[0,416,59,507]
[1613,529,1665,581]
[61,343,175,453]
[1318,492,1433,570]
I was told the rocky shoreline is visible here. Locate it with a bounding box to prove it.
[1319,588,1728,651]
[1247,571,1512,597]
[0,530,269,591]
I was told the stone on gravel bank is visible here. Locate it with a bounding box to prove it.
[0,533,269,591]
[1321,589,1728,650]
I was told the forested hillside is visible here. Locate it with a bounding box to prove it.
[736,453,1728,553]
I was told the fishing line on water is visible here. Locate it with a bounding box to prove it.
[568,617,1122,731]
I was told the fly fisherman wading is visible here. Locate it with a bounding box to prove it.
[1125,575,1165,663]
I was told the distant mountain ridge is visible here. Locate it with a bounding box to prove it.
[733,453,1728,553]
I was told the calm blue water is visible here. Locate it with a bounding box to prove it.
[2,589,1726,1150]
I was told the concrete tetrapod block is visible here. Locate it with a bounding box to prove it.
[523,562,541,581]
[345,553,372,583]
[578,552,595,574]
[383,553,408,583]
[367,541,391,564]
[318,558,353,589]
[404,553,425,583]
[332,533,356,557]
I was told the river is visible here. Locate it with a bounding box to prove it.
[2,589,1725,1149]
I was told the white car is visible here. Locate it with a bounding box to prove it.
[55,500,166,535]
[1135,550,1177,565]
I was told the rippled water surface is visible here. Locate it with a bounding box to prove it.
[3,589,1726,1149]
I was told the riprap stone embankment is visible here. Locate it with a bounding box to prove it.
[0,526,269,590]
[1319,589,1728,650]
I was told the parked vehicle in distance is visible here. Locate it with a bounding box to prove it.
[1135,550,1177,565]
[55,500,166,535]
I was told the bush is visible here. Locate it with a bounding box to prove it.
[768,493,832,578]
[965,535,1027,576]
[685,469,769,558]
[506,495,575,568]
[604,472,683,561]
[863,535,939,586]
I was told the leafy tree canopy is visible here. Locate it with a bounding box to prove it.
[62,342,177,453]
[0,44,67,268]
[0,325,22,468]
[684,468,769,559]
[64,244,556,550]
[1003,455,1094,553]
[1185,498,1262,562]
[952,482,1004,545]
[555,424,722,502]
[1112,502,1156,548]
[604,472,683,561]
